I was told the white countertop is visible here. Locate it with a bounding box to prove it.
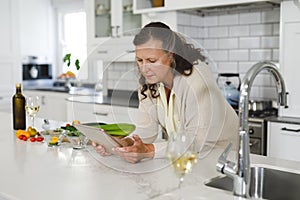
[1,112,300,200]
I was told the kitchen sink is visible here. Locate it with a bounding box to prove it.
[205,165,300,200]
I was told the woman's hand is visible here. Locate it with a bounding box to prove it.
[92,142,111,156]
[112,134,154,163]
[92,137,134,157]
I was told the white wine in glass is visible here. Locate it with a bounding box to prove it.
[167,131,198,189]
[25,96,40,128]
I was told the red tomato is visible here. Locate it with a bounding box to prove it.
[66,123,71,127]
[22,136,28,141]
[18,135,24,140]
[30,137,36,142]
[36,137,44,142]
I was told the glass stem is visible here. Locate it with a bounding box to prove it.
[31,116,35,127]
[178,176,184,189]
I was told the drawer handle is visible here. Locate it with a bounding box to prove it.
[281,127,300,132]
[97,50,108,54]
[93,111,108,116]
[249,140,259,147]
[126,50,135,53]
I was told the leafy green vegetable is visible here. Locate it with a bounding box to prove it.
[63,53,71,67]
[95,123,136,136]
[61,125,82,137]
[75,59,80,70]
[63,53,80,70]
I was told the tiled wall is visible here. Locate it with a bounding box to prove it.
[106,62,140,91]
[107,4,280,100]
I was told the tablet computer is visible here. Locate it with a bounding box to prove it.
[74,124,123,153]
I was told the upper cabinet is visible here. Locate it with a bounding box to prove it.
[133,0,280,13]
[279,1,300,118]
[0,0,21,97]
[86,0,141,45]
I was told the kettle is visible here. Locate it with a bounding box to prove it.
[217,73,241,107]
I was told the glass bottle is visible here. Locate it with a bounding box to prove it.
[12,83,26,130]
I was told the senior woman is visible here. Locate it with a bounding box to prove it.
[93,22,238,163]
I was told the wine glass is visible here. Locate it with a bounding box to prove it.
[167,131,198,197]
[25,96,40,128]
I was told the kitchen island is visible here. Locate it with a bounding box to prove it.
[1,111,300,200]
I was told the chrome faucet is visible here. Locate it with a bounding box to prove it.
[216,61,288,197]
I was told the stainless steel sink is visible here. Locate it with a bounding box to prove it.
[205,165,300,200]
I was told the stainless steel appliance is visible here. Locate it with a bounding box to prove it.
[248,107,277,155]
[22,56,53,88]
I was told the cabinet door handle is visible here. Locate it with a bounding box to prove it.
[281,127,300,132]
[41,96,46,105]
[93,111,108,116]
[97,50,108,54]
[126,50,135,53]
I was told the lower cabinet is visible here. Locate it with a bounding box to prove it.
[66,101,138,124]
[23,90,138,125]
[267,121,300,162]
[24,90,69,122]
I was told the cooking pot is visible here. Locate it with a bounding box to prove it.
[217,73,241,107]
[248,100,274,111]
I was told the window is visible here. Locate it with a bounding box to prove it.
[59,10,87,80]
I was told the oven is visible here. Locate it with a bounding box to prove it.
[22,56,54,88]
[248,118,267,155]
[248,108,277,156]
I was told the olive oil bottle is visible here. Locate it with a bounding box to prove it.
[12,83,26,130]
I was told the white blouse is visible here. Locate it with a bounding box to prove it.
[134,62,239,158]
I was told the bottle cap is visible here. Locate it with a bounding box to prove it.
[16,83,21,88]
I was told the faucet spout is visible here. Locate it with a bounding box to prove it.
[216,61,288,198]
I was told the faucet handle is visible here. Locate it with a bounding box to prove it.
[216,143,232,173]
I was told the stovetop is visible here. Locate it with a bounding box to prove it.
[249,108,278,119]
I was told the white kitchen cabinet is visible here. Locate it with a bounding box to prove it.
[280,1,300,117]
[133,0,280,14]
[24,90,69,122]
[268,120,300,162]
[66,101,138,124]
[85,0,141,44]
[0,0,21,97]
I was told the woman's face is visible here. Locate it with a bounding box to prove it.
[135,38,173,86]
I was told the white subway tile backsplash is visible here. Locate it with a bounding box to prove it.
[238,61,257,73]
[218,38,238,49]
[261,36,279,48]
[250,24,273,36]
[218,62,238,73]
[273,23,280,35]
[239,12,261,24]
[203,15,218,27]
[218,14,239,26]
[229,50,249,61]
[208,27,228,38]
[107,6,280,99]
[259,86,277,99]
[177,25,185,34]
[261,9,280,23]
[184,26,199,38]
[190,15,203,27]
[229,25,250,37]
[208,50,228,61]
[177,12,191,25]
[203,39,218,50]
[196,27,205,38]
[250,49,272,61]
[248,86,260,99]
[272,49,279,61]
[251,73,272,86]
[202,27,209,38]
[239,37,260,49]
